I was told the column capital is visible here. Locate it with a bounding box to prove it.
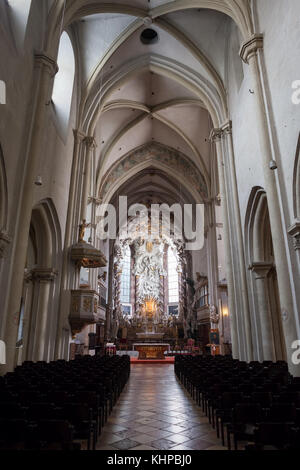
[88,196,103,205]
[250,261,274,279]
[73,129,86,143]
[83,136,97,149]
[34,51,59,77]
[32,268,58,283]
[287,221,300,251]
[209,128,223,143]
[240,34,264,64]
[221,120,232,135]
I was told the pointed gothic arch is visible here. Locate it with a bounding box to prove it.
[245,187,286,363]
[17,199,62,365]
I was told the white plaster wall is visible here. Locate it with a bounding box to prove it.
[255,0,300,223]
[226,21,264,228]
[0,1,77,337]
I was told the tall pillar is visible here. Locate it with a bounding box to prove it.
[206,202,219,312]
[251,262,276,361]
[55,133,97,359]
[20,271,34,361]
[222,121,253,361]
[210,129,239,358]
[1,53,58,373]
[240,35,299,375]
[54,130,86,359]
[80,136,97,224]
[32,268,57,362]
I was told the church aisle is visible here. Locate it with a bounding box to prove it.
[96,364,226,450]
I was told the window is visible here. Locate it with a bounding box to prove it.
[199,284,209,307]
[168,246,179,303]
[17,297,25,345]
[7,0,32,48]
[168,305,178,316]
[120,246,131,304]
[122,304,132,317]
[52,32,75,139]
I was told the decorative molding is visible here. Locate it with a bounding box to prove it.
[34,52,58,77]
[239,34,264,64]
[250,262,274,279]
[88,196,103,205]
[31,268,58,283]
[221,120,232,135]
[73,129,86,143]
[69,289,101,337]
[209,128,222,143]
[84,136,97,149]
[99,142,208,201]
[288,222,300,251]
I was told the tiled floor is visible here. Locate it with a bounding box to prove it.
[96,364,226,450]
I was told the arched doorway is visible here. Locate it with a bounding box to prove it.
[246,188,286,362]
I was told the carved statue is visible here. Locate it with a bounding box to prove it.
[78,219,88,242]
[133,238,166,305]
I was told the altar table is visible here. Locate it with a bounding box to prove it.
[133,343,170,360]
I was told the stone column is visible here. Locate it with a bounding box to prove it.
[1,53,58,373]
[54,130,86,359]
[210,129,239,358]
[80,136,97,225]
[32,268,57,362]
[105,252,115,342]
[240,35,299,375]
[20,270,34,361]
[251,262,276,361]
[222,121,253,361]
[206,202,219,313]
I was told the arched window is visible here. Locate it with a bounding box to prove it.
[52,32,75,139]
[168,246,179,304]
[120,246,131,304]
[7,0,32,48]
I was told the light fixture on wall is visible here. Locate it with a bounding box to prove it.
[269,160,278,170]
[34,176,42,186]
[222,307,229,317]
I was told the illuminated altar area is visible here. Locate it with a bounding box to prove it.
[108,210,193,354]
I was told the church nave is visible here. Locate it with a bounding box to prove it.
[96,364,225,451]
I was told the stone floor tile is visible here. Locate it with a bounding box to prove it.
[111,438,141,450]
[150,438,178,450]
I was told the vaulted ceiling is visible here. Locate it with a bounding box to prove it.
[53,0,251,206]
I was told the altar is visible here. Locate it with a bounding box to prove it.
[133,343,170,360]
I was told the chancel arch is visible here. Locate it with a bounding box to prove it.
[97,142,208,205]
[246,187,286,363]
